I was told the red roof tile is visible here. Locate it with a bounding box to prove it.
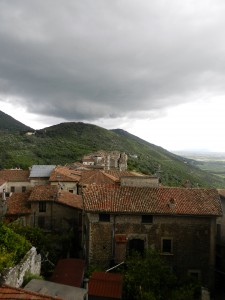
[57,191,83,209]
[83,186,222,216]
[0,170,30,182]
[49,166,81,182]
[0,179,7,186]
[79,170,116,186]
[0,285,62,299]
[104,170,136,180]
[28,185,82,209]
[88,272,123,299]
[51,259,85,287]
[6,191,32,215]
[28,185,58,201]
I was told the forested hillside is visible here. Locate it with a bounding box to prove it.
[0,113,224,188]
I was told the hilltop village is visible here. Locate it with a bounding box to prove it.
[0,150,225,299]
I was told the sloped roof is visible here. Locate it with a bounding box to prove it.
[6,191,32,215]
[49,166,81,182]
[0,170,30,182]
[66,162,90,170]
[83,186,222,216]
[218,189,225,198]
[24,279,86,300]
[0,179,7,186]
[88,272,123,299]
[28,185,82,209]
[28,185,58,201]
[104,170,137,180]
[51,258,85,287]
[79,170,117,186]
[29,165,56,178]
[0,285,62,300]
[57,191,82,209]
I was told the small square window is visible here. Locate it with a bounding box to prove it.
[161,238,173,254]
[99,213,110,222]
[11,186,15,193]
[22,186,26,192]
[142,215,153,224]
[39,202,46,212]
[188,270,201,281]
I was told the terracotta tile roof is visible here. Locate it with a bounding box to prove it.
[0,285,62,299]
[104,170,137,180]
[28,185,82,209]
[49,166,81,182]
[88,272,123,299]
[28,185,58,202]
[83,186,222,216]
[0,170,30,182]
[51,258,85,287]
[79,170,116,186]
[66,162,90,170]
[57,191,83,209]
[6,191,32,215]
[0,179,7,186]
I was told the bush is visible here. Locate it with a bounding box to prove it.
[0,223,31,272]
[22,272,44,287]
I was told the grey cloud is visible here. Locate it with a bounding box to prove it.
[0,0,225,122]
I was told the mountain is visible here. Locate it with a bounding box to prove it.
[0,110,33,131]
[0,111,224,188]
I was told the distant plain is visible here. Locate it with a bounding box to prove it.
[174,151,225,179]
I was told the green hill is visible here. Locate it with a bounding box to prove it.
[0,111,33,131]
[0,111,224,188]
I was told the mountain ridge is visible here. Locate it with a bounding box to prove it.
[0,111,33,131]
[0,110,224,188]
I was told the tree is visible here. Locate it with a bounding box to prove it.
[0,222,31,272]
[122,249,201,300]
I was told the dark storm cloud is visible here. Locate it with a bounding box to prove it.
[0,0,225,121]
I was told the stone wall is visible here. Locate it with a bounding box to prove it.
[120,176,159,187]
[31,202,80,232]
[0,247,41,287]
[86,213,216,290]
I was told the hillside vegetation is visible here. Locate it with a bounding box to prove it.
[0,111,33,131]
[0,111,225,188]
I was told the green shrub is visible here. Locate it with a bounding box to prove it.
[0,223,31,272]
[22,272,44,287]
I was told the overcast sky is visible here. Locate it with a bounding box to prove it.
[1,0,225,152]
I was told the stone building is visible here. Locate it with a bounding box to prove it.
[27,185,82,232]
[81,151,128,171]
[49,165,81,194]
[216,189,225,285]
[0,169,31,193]
[83,185,222,291]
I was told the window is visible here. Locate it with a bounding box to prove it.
[22,186,26,192]
[11,186,15,193]
[69,190,73,193]
[129,239,145,256]
[142,215,153,224]
[161,238,173,254]
[39,202,46,212]
[99,213,110,222]
[188,270,201,281]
